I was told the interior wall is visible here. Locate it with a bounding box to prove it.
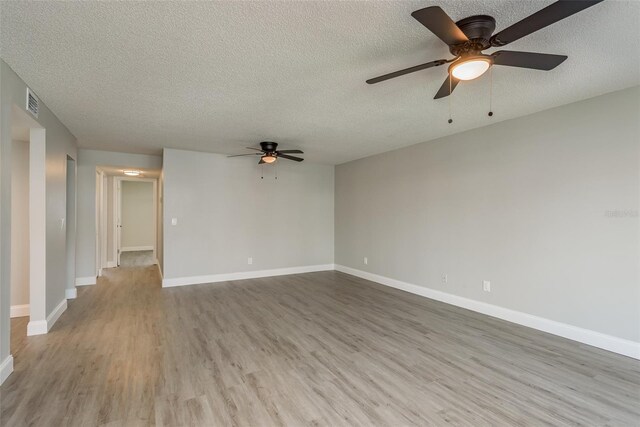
[0,59,78,371]
[157,170,164,273]
[65,156,76,294]
[75,149,162,278]
[335,86,640,343]
[106,176,115,265]
[10,139,29,308]
[120,180,154,249]
[163,148,334,281]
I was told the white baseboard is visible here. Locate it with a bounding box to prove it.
[121,246,154,252]
[66,287,77,299]
[0,355,13,385]
[10,304,29,318]
[75,276,96,286]
[27,320,47,336]
[163,264,335,288]
[334,265,640,360]
[106,261,117,268]
[27,298,68,336]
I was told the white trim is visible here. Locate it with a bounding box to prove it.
[75,276,96,286]
[66,288,77,299]
[10,304,29,318]
[334,265,640,360]
[27,298,67,336]
[106,261,117,268]
[121,246,154,252]
[0,356,14,385]
[27,320,47,336]
[156,260,163,280]
[163,264,335,288]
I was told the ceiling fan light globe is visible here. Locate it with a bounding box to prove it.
[450,57,492,81]
[262,155,277,164]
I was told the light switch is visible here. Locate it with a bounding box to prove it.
[171,218,178,226]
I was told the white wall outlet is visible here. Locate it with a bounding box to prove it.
[483,280,491,292]
[363,257,368,265]
[248,257,253,265]
[171,217,178,226]
[442,274,448,284]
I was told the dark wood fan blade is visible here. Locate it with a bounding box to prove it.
[492,50,567,70]
[411,6,468,46]
[245,147,263,151]
[258,158,265,164]
[490,0,603,47]
[278,154,304,162]
[366,59,448,84]
[228,153,260,157]
[276,150,304,154]
[434,75,459,99]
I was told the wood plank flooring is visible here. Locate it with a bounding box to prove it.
[1,266,639,426]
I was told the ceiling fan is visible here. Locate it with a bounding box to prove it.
[366,1,603,99]
[228,141,304,164]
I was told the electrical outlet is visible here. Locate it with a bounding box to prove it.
[363,257,368,265]
[248,257,253,265]
[483,280,491,292]
[441,274,448,284]
[171,217,178,226]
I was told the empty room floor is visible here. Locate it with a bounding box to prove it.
[119,250,155,267]
[1,268,638,426]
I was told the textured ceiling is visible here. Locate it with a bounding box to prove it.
[1,1,638,164]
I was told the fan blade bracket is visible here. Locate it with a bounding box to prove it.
[276,150,304,154]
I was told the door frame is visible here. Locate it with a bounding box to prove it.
[95,169,107,276]
[113,177,158,266]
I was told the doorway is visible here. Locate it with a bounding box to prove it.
[115,178,157,267]
[95,168,160,273]
[8,106,47,338]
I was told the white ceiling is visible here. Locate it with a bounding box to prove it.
[1,1,638,164]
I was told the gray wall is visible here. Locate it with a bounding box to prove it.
[335,87,640,343]
[163,148,334,280]
[76,149,162,278]
[10,140,29,307]
[0,59,78,364]
[157,170,164,273]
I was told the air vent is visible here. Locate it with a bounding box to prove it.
[26,88,39,118]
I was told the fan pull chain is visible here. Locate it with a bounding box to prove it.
[488,66,494,118]
[261,164,264,180]
[448,70,453,124]
[275,162,278,180]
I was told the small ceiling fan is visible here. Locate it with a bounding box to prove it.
[366,1,603,98]
[228,141,304,164]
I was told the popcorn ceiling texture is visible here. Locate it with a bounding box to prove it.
[1,1,638,164]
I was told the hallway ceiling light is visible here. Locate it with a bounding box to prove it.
[123,170,142,176]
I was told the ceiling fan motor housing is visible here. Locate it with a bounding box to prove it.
[449,15,496,56]
[260,141,278,153]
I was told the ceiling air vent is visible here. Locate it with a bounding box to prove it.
[26,88,39,118]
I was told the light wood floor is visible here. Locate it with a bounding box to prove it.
[1,267,639,426]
